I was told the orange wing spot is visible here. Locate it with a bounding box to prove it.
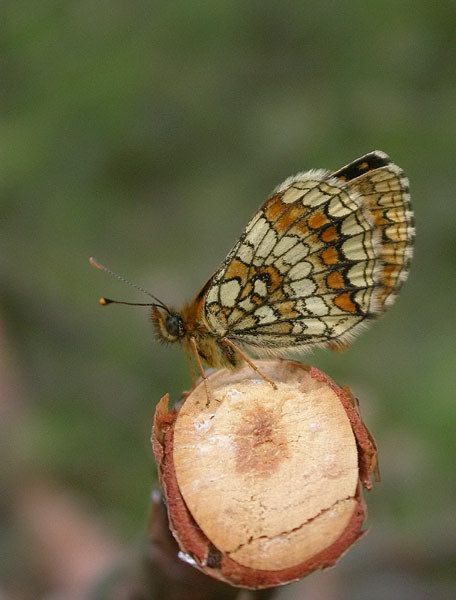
[269,288,285,303]
[326,271,345,289]
[374,214,389,227]
[264,195,288,222]
[359,161,369,171]
[320,225,338,243]
[277,300,298,318]
[260,265,282,292]
[251,294,264,306]
[239,281,253,300]
[382,263,397,276]
[307,210,329,230]
[224,258,249,285]
[321,246,339,265]
[273,203,305,233]
[334,292,357,313]
[380,263,398,289]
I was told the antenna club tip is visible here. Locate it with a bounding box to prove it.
[99,297,110,306]
[89,257,104,271]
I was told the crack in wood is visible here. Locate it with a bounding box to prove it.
[225,494,355,556]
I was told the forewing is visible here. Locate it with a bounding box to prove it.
[203,168,383,350]
[332,151,415,309]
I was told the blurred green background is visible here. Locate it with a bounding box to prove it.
[1,1,455,598]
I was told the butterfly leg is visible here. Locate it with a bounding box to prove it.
[189,336,213,407]
[185,347,198,384]
[221,338,277,390]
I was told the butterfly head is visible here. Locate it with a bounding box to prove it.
[151,306,185,344]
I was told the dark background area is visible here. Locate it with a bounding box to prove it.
[1,1,455,598]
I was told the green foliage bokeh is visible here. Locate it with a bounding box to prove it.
[1,0,455,580]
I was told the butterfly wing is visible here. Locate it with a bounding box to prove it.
[331,151,415,309]
[202,152,413,353]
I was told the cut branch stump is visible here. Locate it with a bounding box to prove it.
[152,359,378,590]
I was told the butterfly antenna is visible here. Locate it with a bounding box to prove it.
[89,257,171,312]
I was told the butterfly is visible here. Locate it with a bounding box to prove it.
[91,151,414,389]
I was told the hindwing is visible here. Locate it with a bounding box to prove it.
[332,151,415,309]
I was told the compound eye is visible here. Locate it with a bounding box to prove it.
[165,314,181,338]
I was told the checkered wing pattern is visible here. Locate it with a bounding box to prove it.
[202,152,414,353]
[332,151,414,309]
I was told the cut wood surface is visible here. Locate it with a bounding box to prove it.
[152,359,378,589]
